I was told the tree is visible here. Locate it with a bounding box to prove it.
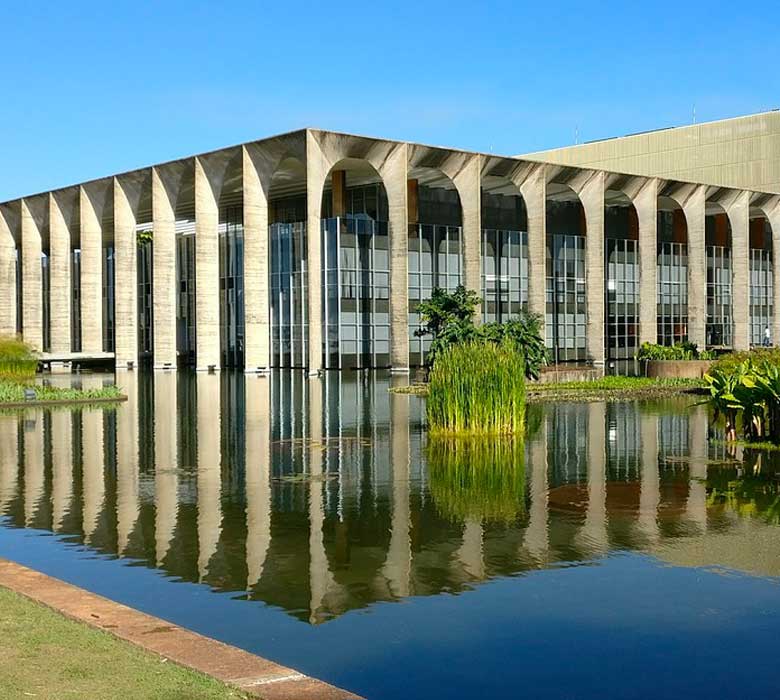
[415,286,481,367]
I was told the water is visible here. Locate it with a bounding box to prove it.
[1,370,779,699]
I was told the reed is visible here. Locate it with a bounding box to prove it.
[426,340,526,435]
[427,437,526,523]
[0,336,38,381]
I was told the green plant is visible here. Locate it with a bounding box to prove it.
[636,341,714,361]
[0,335,38,380]
[480,312,549,380]
[415,286,481,367]
[427,437,526,523]
[426,340,526,435]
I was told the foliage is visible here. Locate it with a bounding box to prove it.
[427,340,526,435]
[136,228,153,246]
[636,341,715,361]
[427,437,526,523]
[710,347,780,375]
[415,286,547,378]
[0,380,123,404]
[706,467,780,526]
[0,335,38,380]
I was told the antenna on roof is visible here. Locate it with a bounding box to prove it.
[575,125,579,145]
[692,104,696,124]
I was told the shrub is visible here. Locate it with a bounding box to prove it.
[710,347,780,375]
[480,312,549,380]
[427,437,526,523]
[427,340,526,435]
[0,336,38,380]
[415,286,481,367]
[637,341,715,361]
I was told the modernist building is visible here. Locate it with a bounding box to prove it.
[1,125,780,374]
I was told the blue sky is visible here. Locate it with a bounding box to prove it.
[2,1,779,201]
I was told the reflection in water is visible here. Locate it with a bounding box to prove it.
[2,371,780,626]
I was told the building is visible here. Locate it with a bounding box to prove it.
[1,126,779,374]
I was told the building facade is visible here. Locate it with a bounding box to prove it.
[1,127,780,374]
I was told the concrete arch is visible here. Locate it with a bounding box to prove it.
[749,194,780,345]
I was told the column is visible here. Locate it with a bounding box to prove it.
[578,171,606,366]
[51,411,73,532]
[243,145,271,373]
[116,371,140,556]
[151,167,177,368]
[80,185,104,354]
[728,192,750,351]
[23,410,44,527]
[245,376,272,591]
[386,144,409,372]
[48,193,71,355]
[770,207,780,346]
[306,132,325,375]
[579,402,608,554]
[194,157,221,371]
[683,185,707,349]
[196,372,221,580]
[518,165,547,330]
[114,177,138,369]
[634,179,658,345]
[638,412,660,544]
[154,370,179,566]
[0,206,17,336]
[455,155,482,302]
[21,198,43,350]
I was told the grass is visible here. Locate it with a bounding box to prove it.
[0,335,38,381]
[426,341,526,435]
[0,380,124,405]
[0,586,249,700]
[427,438,526,523]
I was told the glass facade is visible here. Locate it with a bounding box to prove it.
[321,217,390,369]
[546,200,587,363]
[605,205,639,374]
[705,214,732,348]
[270,222,307,367]
[176,219,196,364]
[71,249,81,352]
[102,246,115,353]
[657,210,688,346]
[750,218,773,346]
[219,205,245,368]
[137,232,153,358]
[481,229,528,323]
[408,223,462,365]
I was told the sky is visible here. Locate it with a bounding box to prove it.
[1,0,779,201]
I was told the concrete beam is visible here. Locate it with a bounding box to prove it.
[79,184,106,354]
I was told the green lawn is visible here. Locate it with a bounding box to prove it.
[0,587,249,700]
[0,380,124,404]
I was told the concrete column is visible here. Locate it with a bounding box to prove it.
[152,167,177,369]
[79,185,104,354]
[243,146,271,373]
[683,186,707,349]
[23,410,44,527]
[454,155,482,301]
[113,371,138,552]
[114,177,139,369]
[0,207,17,337]
[51,410,73,532]
[579,402,608,554]
[634,179,658,345]
[638,412,660,544]
[48,193,71,354]
[196,372,222,580]
[518,165,547,331]
[194,157,221,371]
[0,415,19,513]
[383,376,411,597]
[81,407,105,543]
[306,132,326,375]
[577,171,606,366]
[386,145,409,372]
[154,370,178,566]
[245,376,271,591]
[769,207,780,345]
[21,198,44,350]
[727,191,750,351]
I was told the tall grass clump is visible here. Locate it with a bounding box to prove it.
[427,340,526,435]
[427,438,526,523]
[0,335,38,381]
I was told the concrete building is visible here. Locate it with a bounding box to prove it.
[2,126,780,374]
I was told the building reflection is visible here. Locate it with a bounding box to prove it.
[1,371,780,625]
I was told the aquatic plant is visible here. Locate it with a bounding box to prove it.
[480,312,549,380]
[426,340,526,435]
[427,437,526,523]
[0,336,38,380]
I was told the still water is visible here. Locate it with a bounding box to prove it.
[1,371,779,699]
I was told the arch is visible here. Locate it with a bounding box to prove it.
[545,183,587,363]
[480,172,528,324]
[406,164,464,367]
[656,193,690,346]
[317,157,391,370]
[748,198,780,347]
[604,189,640,374]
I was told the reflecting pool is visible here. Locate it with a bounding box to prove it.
[1,371,780,699]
